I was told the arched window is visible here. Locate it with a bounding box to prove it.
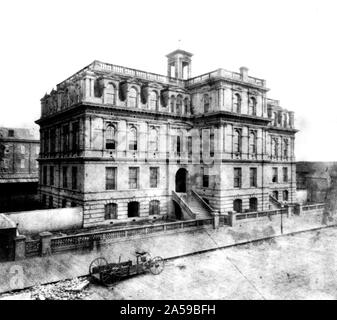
[105,203,117,220]
[149,127,158,152]
[128,87,138,108]
[204,94,210,113]
[272,190,279,200]
[184,98,189,114]
[272,137,278,158]
[248,97,257,116]
[233,199,242,213]
[129,127,137,151]
[105,124,116,150]
[149,91,158,110]
[283,190,289,201]
[249,197,258,212]
[170,96,175,113]
[233,129,242,153]
[105,83,115,104]
[249,131,257,154]
[176,95,183,114]
[149,200,160,215]
[283,139,289,158]
[233,93,241,113]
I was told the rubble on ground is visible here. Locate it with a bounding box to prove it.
[0,277,91,300]
[31,277,90,300]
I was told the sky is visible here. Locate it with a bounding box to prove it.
[0,0,336,161]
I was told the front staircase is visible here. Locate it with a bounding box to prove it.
[269,194,283,209]
[172,190,215,220]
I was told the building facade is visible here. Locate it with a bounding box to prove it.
[0,127,40,212]
[37,50,297,227]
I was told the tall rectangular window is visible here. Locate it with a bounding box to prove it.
[210,133,214,157]
[106,167,117,190]
[20,159,25,169]
[176,136,181,156]
[62,167,68,188]
[250,168,257,187]
[50,166,54,186]
[62,124,69,152]
[72,166,78,190]
[50,128,56,153]
[43,166,47,185]
[150,167,159,188]
[234,168,242,188]
[272,167,278,183]
[72,122,79,151]
[188,136,192,159]
[283,167,288,182]
[129,167,139,189]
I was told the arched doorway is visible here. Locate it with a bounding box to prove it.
[128,201,139,218]
[175,168,187,192]
[173,201,183,220]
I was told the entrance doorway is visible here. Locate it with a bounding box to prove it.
[128,201,139,218]
[175,168,188,193]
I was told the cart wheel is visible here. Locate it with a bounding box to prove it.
[89,257,108,276]
[101,271,118,286]
[149,256,164,275]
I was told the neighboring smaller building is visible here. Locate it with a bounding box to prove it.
[0,127,41,212]
[296,162,337,210]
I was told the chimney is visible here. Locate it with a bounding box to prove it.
[240,66,249,81]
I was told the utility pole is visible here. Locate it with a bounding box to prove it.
[280,204,284,234]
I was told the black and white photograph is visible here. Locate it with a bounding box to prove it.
[0,0,337,307]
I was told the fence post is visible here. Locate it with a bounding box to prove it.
[213,214,219,229]
[14,235,26,260]
[228,212,235,227]
[39,231,53,256]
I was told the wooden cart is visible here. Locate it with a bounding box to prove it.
[89,251,165,286]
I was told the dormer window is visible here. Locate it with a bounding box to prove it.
[128,87,138,108]
[204,94,210,113]
[149,91,158,110]
[105,83,115,104]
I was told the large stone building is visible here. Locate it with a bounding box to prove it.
[37,50,297,227]
[0,127,40,212]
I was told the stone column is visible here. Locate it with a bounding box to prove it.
[39,231,53,256]
[14,235,26,260]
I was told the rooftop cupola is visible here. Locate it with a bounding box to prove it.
[166,49,193,80]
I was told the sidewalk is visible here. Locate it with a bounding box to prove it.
[0,211,335,294]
